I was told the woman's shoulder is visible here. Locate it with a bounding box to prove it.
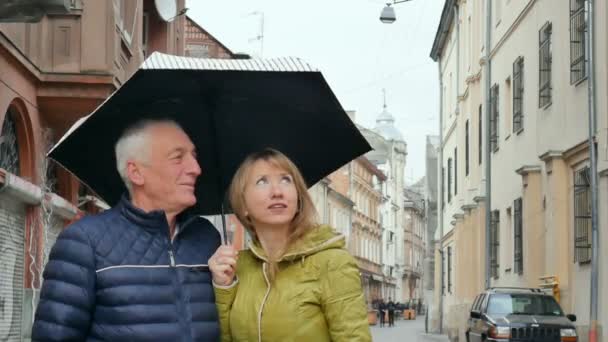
[310,247,358,271]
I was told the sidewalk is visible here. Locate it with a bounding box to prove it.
[371,316,450,342]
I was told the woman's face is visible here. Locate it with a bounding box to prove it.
[243,159,298,230]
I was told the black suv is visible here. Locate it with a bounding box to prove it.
[466,288,577,342]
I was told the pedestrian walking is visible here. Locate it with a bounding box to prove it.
[379,299,387,327]
[388,298,396,327]
[32,119,223,341]
[210,148,372,341]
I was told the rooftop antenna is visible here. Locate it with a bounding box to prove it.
[248,11,264,57]
[382,88,388,110]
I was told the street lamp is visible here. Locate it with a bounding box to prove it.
[379,0,413,24]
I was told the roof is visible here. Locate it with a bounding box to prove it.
[185,16,235,57]
[430,0,457,61]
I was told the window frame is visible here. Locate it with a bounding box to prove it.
[573,166,592,263]
[465,120,470,176]
[490,84,500,152]
[490,210,500,279]
[539,22,553,108]
[569,0,587,84]
[514,198,524,274]
[513,56,524,133]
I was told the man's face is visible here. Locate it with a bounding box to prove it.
[132,123,201,214]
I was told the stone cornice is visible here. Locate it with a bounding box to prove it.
[515,165,542,176]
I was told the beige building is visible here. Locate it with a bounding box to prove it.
[350,156,386,304]
[430,0,608,341]
[403,184,426,305]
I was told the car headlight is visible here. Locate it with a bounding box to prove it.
[489,326,511,339]
[561,329,577,342]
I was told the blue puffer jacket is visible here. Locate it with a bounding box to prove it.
[32,196,222,341]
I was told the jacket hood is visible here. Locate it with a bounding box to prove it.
[249,225,345,262]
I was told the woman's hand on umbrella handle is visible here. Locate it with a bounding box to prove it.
[209,245,238,286]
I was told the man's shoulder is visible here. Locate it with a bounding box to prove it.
[61,207,122,242]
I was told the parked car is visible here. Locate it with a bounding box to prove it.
[466,287,577,342]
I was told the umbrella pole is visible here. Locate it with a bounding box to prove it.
[221,203,228,245]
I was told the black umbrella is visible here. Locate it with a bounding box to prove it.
[49,52,372,238]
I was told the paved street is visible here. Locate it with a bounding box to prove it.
[371,316,449,342]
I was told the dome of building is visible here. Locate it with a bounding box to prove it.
[374,107,404,142]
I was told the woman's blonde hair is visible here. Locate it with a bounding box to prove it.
[228,148,318,281]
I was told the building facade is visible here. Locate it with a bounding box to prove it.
[0,1,245,339]
[430,0,608,341]
[360,106,408,302]
[350,156,386,305]
[403,183,426,306]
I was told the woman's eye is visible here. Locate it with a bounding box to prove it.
[255,178,268,185]
[281,175,293,183]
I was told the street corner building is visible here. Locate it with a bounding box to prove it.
[429,1,608,342]
[0,1,237,340]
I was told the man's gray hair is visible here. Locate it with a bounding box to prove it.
[115,119,183,193]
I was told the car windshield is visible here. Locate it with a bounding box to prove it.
[486,294,564,316]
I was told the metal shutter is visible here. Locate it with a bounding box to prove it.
[43,216,64,267]
[0,195,26,341]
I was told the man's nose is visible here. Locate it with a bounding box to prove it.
[186,154,202,176]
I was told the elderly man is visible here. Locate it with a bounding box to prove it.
[32,119,227,341]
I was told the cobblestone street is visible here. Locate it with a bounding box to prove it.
[371,316,449,342]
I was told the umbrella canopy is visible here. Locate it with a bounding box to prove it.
[49,52,372,216]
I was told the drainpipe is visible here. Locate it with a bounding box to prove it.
[484,0,492,291]
[585,1,599,341]
[437,58,444,335]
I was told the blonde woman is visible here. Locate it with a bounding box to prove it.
[209,148,371,342]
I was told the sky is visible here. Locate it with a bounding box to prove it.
[186,0,444,184]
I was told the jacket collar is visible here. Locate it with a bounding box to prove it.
[118,194,170,232]
[118,194,200,235]
[249,225,345,262]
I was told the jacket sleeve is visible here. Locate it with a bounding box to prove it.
[31,223,96,341]
[214,279,238,342]
[320,250,372,342]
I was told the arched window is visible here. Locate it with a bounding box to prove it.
[0,110,20,175]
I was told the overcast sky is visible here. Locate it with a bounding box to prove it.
[186,0,444,184]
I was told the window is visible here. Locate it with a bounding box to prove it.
[539,22,552,107]
[513,57,524,133]
[574,167,591,263]
[490,210,500,279]
[570,0,587,84]
[454,148,458,195]
[0,111,20,174]
[441,251,446,295]
[114,0,138,44]
[465,120,470,176]
[441,167,445,209]
[514,198,523,274]
[490,84,499,152]
[447,158,452,203]
[478,105,482,164]
[447,246,453,293]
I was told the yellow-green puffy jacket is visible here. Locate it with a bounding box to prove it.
[214,225,372,342]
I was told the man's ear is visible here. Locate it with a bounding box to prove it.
[127,161,145,186]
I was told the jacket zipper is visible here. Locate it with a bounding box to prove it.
[168,249,176,267]
[258,262,271,342]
